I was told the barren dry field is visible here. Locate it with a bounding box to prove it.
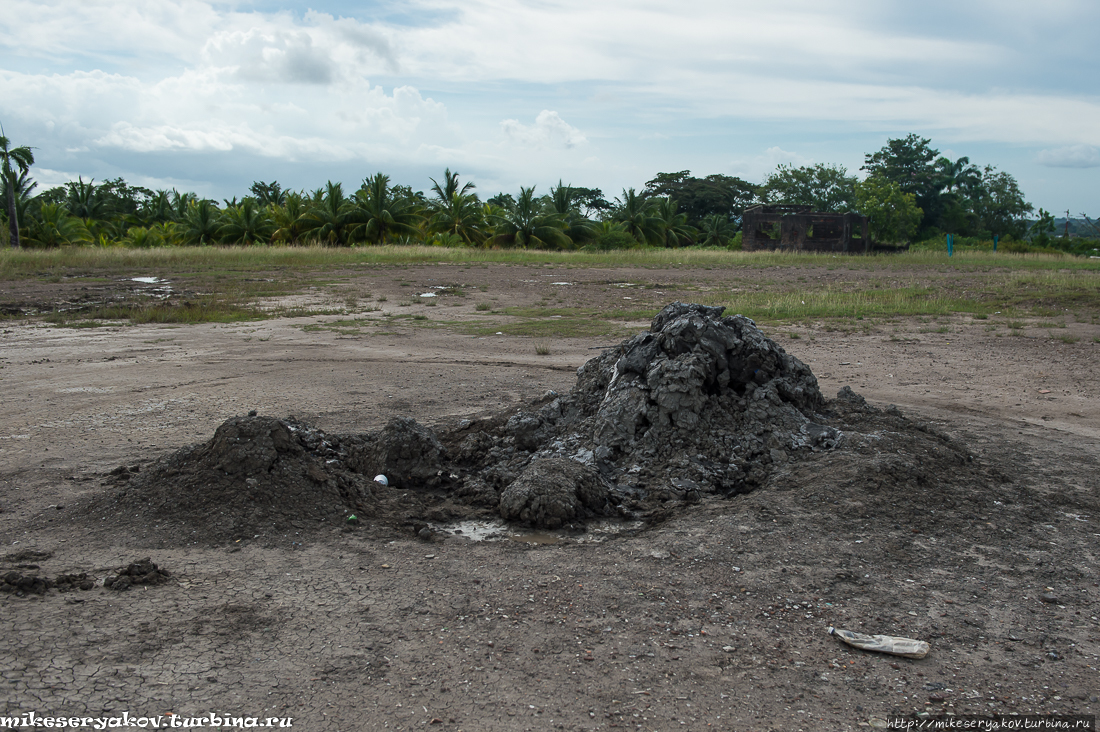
[2,260,1099,731]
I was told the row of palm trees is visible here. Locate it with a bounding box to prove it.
[3,168,741,250]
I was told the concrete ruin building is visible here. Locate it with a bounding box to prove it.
[741,205,874,253]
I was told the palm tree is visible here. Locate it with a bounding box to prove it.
[122,226,163,249]
[429,168,476,202]
[351,173,424,245]
[428,191,486,246]
[180,200,223,246]
[298,181,358,245]
[936,156,981,195]
[66,177,106,221]
[0,169,36,247]
[219,199,275,246]
[548,181,596,245]
[141,190,177,225]
[654,197,696,248]
[612,188,662,246]
[170,189,196,220]
[698,214,734,247]
[272,191,310,245]
[489,187,572,249]
[23,203,92,248]
[250,181,288,207]
[1,125,35,248]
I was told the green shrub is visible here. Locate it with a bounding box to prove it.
[587,229,644,251]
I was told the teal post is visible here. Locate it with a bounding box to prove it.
[947,233,953,257]
[993,235,998,252]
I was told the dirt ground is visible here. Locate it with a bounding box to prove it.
[1,263,1099,731]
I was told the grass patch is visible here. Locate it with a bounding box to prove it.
[461,317,627,338]
[699,286,987,323]
[535,342,552,355]
[5,245,1099,328]
[4,245,1100,282]
[45,298,268,325]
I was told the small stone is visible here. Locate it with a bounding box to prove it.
[1039,592,1059,604]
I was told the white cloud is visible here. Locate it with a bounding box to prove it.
[500,111,586,149]
[204,29,336,85]
[0,0,1096,209]
[1037,145,1100,169]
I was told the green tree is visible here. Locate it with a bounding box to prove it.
[93,177,154,223]
[219,199,275,245]
[654,197,696,247]
[351,173,424,245]
[489,186,571,249]
[548,181,596,245]
[65,177,106,221]
[299,181,358,245]
[179,199,223,246]
[611,188,663,246]
[486,192,516,212]
[1029,208,1056,248]
[644,171,757,227]
[0,169,36,247]
[148,190,179,223]
[935,156,981,196]
[0,125,35,248]
[854,176,923,243]
[428,190,486,246]
[428,169,485,246]
[272,191,309,245]
[122,226,164,249]
[170,190,196,221]
[429,168,476,202]
[697,214,735,248]
[23,203,92,248]
[759,163,857,212]
[568,186,613,220]
[586,220,640,250]
[862,134,941,233]
[972,166,1032,239]
[250,181,287,207]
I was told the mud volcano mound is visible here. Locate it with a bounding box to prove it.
[83,416,378,543]
[81,302,1015,545]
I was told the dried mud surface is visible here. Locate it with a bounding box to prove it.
[1,263,1099,731]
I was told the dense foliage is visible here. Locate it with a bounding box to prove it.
[1,126,1094,254]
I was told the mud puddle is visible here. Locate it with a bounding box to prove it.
[433,518,645,544]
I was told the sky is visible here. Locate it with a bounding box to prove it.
[1,0,1098,215]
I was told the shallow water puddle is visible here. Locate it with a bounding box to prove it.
[131,277,173,299]
[434,518,644,544]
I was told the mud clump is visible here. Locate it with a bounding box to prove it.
[1,571,53,596]
[104,558,171,591]
[499,458,611,529]
[344,417,445,487]
[452,302,840,527]
[80,416,379,545]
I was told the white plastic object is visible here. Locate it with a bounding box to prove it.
[827,627,930,659]
[373,474,389,486]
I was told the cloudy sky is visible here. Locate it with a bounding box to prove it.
[2,0,1098,213]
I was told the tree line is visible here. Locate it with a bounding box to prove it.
[2,128,1089,252]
